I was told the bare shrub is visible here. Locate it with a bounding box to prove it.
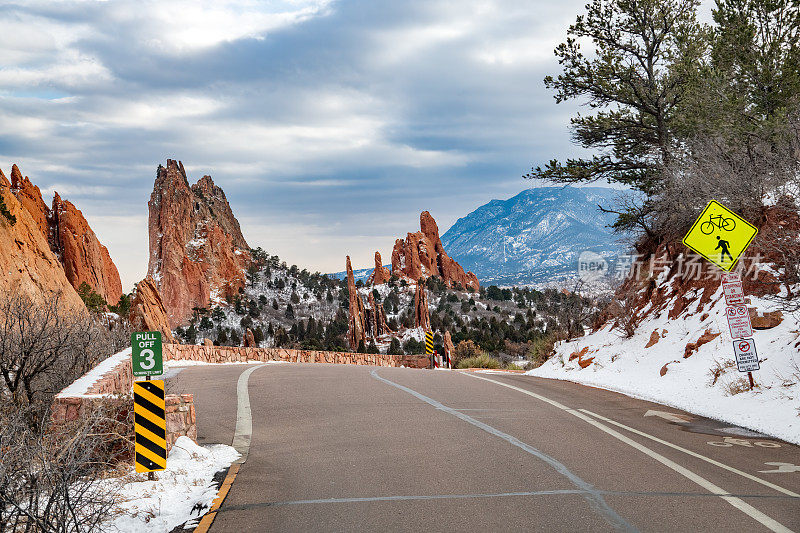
[0,398,132,532]
[655,111,800,244]
[452,340,481,368]
[0,290,128,426]
[527,333,558,368]
[606,285,639,338]
[707,358,735,386]
[724,377,753,396]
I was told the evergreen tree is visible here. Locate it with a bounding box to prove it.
[285,303,295,320]
[527,0,706,235]
[76,282,107,313]
[387,337,403,355]
[0,193,16,225]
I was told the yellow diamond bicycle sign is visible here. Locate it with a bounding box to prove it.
[682,200,758,271]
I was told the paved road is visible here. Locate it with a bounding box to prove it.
[168,363,800,532]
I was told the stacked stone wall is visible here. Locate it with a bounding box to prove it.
[163,343,430,369]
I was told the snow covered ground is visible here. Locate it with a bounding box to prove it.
[529,283,800,444]
[103,437,239,532]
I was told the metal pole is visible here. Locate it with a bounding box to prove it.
[748,371,754,390]
[146,374,155,482]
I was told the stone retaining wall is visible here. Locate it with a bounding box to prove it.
[163,343,431,369]
[51,353,195,453]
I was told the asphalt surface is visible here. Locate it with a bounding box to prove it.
[168,363,800,532]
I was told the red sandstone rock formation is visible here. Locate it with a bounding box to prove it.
[50,193,123,305]
[346,256,368,351]
[0,181,86,311]
[391,211,479,291]
[129,277,176,343]
[413,283,431,330]
[4,165,123,305]
[367,291,393,337]
[368,251,391,285]
[9,165,50,240]
[148,160,250,327]
[244,328,256,347]
[443,330,455,361]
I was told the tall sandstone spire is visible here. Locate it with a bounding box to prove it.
[148,159,251,327]
[4,164,122,305]
[413,283,431,330]
[368,251,391,285]
[391,211,479,291]
[346,255,368,351]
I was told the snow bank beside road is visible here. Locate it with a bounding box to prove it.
[105,437,239,532]
[528,288,800,444]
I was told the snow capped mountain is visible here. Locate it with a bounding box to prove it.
[440,186,630,285]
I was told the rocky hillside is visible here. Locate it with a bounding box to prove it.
[0,171,85,311]
[529,203,800,443]
[0,164,122,307]
[441,186,627,285]
[148,160,251,327]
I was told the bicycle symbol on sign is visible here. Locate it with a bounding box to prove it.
[701,214,736,234]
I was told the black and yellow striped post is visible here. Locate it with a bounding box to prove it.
[425,331,436,368]
[134,379,167,473]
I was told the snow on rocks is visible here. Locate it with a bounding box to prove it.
[528,285,800,444]
[104,437,239,532]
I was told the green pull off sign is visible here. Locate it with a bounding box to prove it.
[132,331,163,377]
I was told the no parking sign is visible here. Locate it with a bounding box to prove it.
[725,305,753,339]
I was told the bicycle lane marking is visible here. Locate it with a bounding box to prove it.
[369,369,637,532]
[463,373,795,533]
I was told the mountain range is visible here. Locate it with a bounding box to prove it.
[440,186,629,285]
[332,186,629,286]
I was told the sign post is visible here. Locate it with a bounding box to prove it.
[733,339,759,389]
[133,380,168,474]
[132,332,164,479]
[425,331,436,368]
[683,201,759,390]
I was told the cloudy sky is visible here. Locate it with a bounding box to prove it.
[1,0,605,290]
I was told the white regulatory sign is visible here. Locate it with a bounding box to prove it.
[725,305,753,339]
[733,338,759,372]
[722,278,746,306]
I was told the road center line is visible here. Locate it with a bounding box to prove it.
[217,488,798,512]
[465,373,794,533]
[370,369,636,532]
[232,364,266,464]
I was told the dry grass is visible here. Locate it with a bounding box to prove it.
[724,376,754,396]
[707,358,736,386]
[456,353,501,369]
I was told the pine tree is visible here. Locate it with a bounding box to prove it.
[527,0,706,235]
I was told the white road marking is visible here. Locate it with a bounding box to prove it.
[644,409,693,424]
[465,373,795,533]
[760,463,800,474]
[231,364,266,465]
[579,412,795,496]
[370,370,637,532]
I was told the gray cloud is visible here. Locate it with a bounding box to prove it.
[0,0,595,289]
